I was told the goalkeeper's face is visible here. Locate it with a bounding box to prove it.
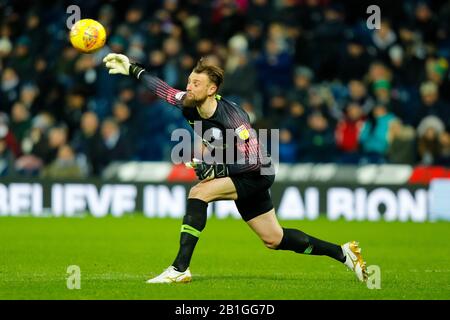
[184,72,217,108]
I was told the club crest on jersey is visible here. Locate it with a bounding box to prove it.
[235,124,250,140]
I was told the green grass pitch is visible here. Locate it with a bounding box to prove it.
[0,215,449,300]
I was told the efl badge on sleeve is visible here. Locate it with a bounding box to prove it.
[235,124,250,140]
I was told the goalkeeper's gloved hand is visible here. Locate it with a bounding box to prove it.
[186,158,229,181]
[103,53,146,79]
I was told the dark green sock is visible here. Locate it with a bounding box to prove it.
[172,199,208,272]
[277,228,345,263]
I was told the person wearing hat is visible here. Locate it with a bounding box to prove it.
[287,66,314,108]
[426,57,448,85]
[425,57,450,104]
[8,36,33,77]
[372,78,407,123]
[415,80,449,129]
[417,115,445,165]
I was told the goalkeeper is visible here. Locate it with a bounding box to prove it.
[103,53,368,283]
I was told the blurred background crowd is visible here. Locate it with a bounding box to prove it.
[1,0,450,178]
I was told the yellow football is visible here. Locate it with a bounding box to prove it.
[70,19,106,53]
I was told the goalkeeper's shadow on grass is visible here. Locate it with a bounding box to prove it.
[141,275,299,284]
[171,273,362,286]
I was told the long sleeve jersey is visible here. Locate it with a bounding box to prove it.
[139,71,272,175]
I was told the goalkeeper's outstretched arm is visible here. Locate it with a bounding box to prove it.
[103,53,184,107]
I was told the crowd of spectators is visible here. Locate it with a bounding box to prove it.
[1,0,450,178]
